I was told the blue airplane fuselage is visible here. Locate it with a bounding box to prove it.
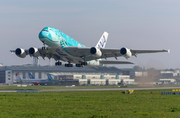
[38,27,100,65]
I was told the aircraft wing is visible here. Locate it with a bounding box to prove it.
[11,46,169,62]
[65,47,121,60]
[130,50,170,54]
[65,46,169,61]
[10,47,63,61]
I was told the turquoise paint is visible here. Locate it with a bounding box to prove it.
[39,27,86,56]
[38,27,100,65]
[39,27,85,47]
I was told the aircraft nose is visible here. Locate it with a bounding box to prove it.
[39,30,49,38]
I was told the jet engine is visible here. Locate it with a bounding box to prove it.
[29,47,40,57]
[15,48,27,58]
[90,47,102,58]
[120,47,132,58]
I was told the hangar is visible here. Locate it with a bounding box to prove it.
[49,72,131,85]
[0,65,133,85]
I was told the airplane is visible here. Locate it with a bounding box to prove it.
[10,27,169,67]
[15,73,55,85]
[33,73,55,85]
[28,72,55,85]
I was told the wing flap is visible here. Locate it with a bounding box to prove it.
[99,60,133,64]
[131,49,169,54]
[65,46,121,60]
[64,47,91,57]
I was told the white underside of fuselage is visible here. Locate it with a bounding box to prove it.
[50,45,83,64]
[50,45,102,66]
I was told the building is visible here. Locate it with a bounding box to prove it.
[0,70,12,85]
[158,79,176,84]
[0,65,133,85]
[50,72,131,85]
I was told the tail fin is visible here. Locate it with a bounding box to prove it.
[15,73,23,83]
[47,74,53,80]
[96,32,109,48]
[29,73,35,79]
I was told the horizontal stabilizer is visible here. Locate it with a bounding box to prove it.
[99,60,133,64]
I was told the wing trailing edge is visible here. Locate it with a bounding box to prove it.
[99,60,133,65]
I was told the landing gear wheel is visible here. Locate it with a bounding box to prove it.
[42,47,46,50]
[55,61,62,66]
[65,64,73,67]
[42,42,47,50]
[76,64,83,67]
[81,62,87,66]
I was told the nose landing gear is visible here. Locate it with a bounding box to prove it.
[42,41,47,50]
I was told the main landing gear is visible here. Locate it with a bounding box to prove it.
[55,61,62,66]
[65,63,73,67]
[55,61,73,67]
[75,62,87,67]
[75,64,82,67]
[55,61,88,67]
[64,61,73,67]
[81,62,87,66]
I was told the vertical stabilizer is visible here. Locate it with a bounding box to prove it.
[47,74,53,80]
[96,32,109,48]
[29,73,35,79]
[16,73,23,83]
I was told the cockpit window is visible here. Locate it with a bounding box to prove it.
[43,29,48,32]
[49,29,54,32]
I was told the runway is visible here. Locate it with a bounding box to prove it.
[1,87,180,92]
[39,87,180,92]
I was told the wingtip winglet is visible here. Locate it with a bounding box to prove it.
[163,49,170,54]
[168,49,170,54]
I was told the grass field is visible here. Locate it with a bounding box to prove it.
[0,89,180,118]
[0,84,180,90]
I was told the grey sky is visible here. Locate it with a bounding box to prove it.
[1,0,179,69]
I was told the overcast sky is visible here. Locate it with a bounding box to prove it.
[1,0,179,69]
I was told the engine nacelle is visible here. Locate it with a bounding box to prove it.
[29,47,40,57]
[120,47,132,58]
[90,47,102,58]
[15,48,27,58]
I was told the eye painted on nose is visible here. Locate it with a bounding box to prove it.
[39,30,49,38]
[39,29,53,42]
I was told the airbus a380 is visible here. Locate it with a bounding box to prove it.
[10,27,169,67]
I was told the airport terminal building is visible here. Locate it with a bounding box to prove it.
[0,65,134,85]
